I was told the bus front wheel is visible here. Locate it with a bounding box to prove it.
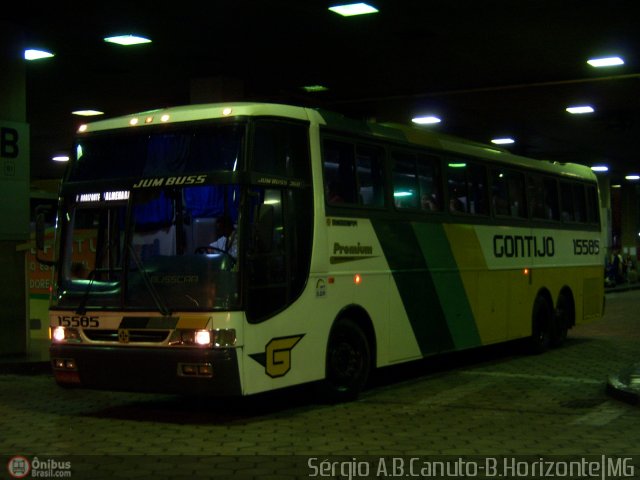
[321,318,371,402]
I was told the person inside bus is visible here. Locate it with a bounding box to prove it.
[209,214,237,259]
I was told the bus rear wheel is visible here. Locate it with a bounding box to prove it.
[321,318,371,402]
[552,294,571,347]
[529,296,552,354]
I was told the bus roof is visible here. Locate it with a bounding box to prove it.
[77,102,596,182]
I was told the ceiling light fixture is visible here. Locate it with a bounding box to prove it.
[104,35,152,46]
[591,165,609,172]
[491,138,515,145]
[52,155,69,162]
[412,116,441,125]
[566,106,594,114]
[587,56,624,67]
[24,49,54,60]
[72,110,104,117]
[302,85,329,92]
[625,175,640,181]
[329,3,379,16]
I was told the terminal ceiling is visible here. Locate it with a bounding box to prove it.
[5,0,640,182]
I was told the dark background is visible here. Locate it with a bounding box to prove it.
[5,0,640,181]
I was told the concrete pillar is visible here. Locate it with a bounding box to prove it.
[0,23,29,355]
[621,183,639,262]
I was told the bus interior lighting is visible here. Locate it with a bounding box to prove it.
[160,114,170,122]
[591,165,609,172]
[129,118,139,126]
[354,274,362,285]
[222,108,233,116]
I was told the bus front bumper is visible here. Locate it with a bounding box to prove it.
[50,344,242,396]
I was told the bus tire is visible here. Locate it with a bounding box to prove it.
[552,294,571,347]
[529,295,552,354]
[320,318,371,403]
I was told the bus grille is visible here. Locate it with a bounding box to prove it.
[84,329,170,343]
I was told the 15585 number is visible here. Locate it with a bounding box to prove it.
[573,239,599,255]
[57,315,100,328]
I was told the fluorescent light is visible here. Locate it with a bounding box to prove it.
[302,85,329,92]
[393,191,413,197]
[329,3,379,16]
[625,175,640,181]
[448,163,467,168]
[104,35,152,46]
[591,165,609,172]
[587,57,624,67]
[491,138,515,145]
[52,155,69,162]
[72,110,104,116]
[24,49,54,60]
[566,106,594,114]
[412,116,441,125]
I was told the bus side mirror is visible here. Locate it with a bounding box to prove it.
[35,205,57,267]
[36,212,46,250]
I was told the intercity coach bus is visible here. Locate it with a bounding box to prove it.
[37,102,605,400]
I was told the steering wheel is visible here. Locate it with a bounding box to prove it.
[195,245,225,255]
[194,246,237,266]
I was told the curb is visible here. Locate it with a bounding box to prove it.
[0,361,51,376]
[606,363,640,406]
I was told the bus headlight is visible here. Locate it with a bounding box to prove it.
[168,328,236,347]
[195,330,211,346]
[52,327,81,343]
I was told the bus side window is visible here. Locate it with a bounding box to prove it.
[560,181,575,222]
[447,160,488,215]
[323,139,357,205]
[392,152,419,209]
[573,183,587,223]
[418,155,442,211]
[356,145,385,207]
[528,174,558,220]
[586,185,599,224]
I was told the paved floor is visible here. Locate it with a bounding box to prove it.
[1,290,639,479]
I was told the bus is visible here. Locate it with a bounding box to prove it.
[37,102,605,400]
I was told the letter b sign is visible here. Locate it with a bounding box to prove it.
[1,127,19,158]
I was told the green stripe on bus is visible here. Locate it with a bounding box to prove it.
[372,220,454,355]
[412,223,481,349]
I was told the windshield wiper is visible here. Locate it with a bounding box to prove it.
[75,238,119,315]
[127,243,171,317]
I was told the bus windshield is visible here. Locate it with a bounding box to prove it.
[55,120,247,313]
[54,184,241,313]
[68,122,245,182]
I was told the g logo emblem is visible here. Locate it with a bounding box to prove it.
[249,334,304,378]
[118,329,130,344]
